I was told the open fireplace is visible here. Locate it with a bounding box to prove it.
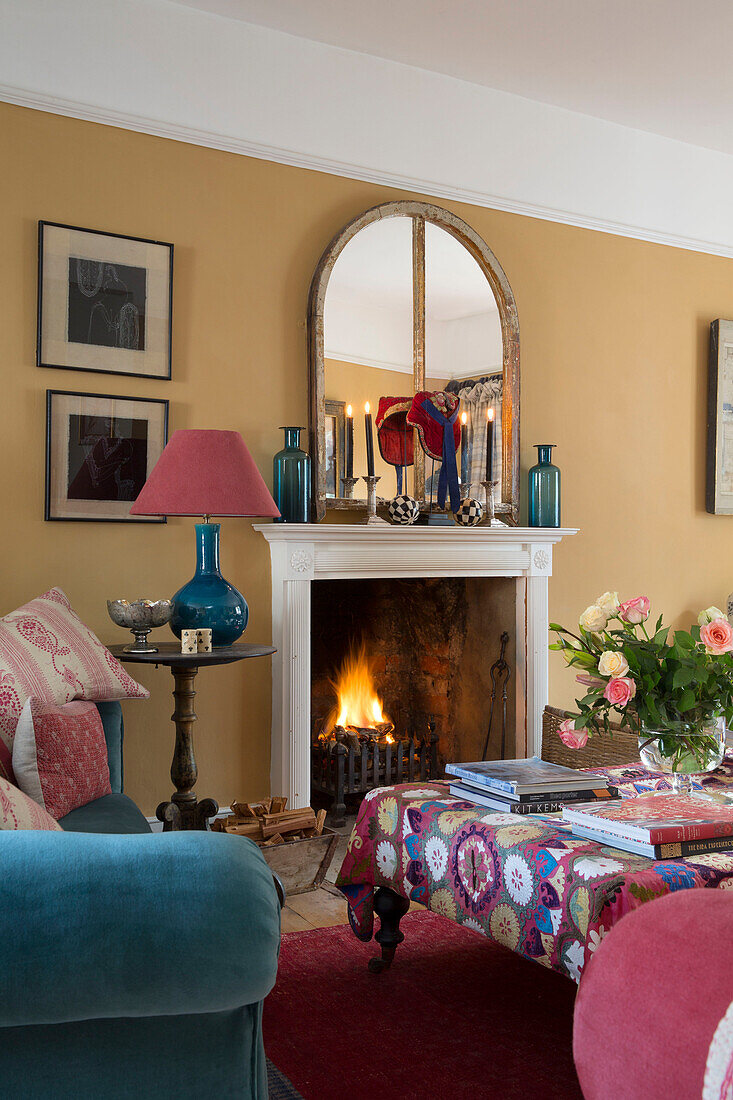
[310,576,519,822]
[256,523,574,812]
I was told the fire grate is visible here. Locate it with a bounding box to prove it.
[311,725,439,827]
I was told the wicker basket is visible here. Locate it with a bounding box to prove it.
[541,706,638,769]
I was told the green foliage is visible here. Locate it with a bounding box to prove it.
[550,610,733,740]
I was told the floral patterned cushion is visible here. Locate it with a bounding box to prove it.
[0,588,148,782]
[0,775,62,830]
[12,698,112,819]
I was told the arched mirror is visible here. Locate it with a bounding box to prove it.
[308,201,519,521]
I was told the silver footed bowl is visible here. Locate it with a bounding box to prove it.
[107,599,172,653]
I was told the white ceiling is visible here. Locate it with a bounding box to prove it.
[166,0,733,155]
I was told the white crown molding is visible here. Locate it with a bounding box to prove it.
[5,0,733,260]
[324,348,412,374]
[5,80,733,261]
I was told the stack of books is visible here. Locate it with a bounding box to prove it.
[562,794,733,859]
[445,756,617,814]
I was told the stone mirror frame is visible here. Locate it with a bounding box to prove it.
[307,200,520,522]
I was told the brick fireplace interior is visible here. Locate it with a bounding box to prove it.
[311,576,520,774]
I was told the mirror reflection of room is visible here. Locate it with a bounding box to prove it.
[323,215,503,503]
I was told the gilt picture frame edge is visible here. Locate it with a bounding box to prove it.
[36,220,174,381]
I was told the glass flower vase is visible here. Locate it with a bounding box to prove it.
[638,719,726,794]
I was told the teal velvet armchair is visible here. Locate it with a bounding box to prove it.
[0,702,281,1099]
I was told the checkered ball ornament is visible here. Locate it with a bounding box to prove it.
[388,494,420,525]
[453,497,484,526]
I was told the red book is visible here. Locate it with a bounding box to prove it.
[562,793,733,844]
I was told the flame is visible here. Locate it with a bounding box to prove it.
[346,403,353,417]
[461,411,467,425]
[327,643,391,732]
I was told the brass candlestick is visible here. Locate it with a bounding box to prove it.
[362,475,388,525]
[340,475,359,499]
[481,480,503,526]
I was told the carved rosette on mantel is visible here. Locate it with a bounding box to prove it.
[254,524,577,810]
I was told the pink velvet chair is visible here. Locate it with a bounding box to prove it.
[573,889,733,1099]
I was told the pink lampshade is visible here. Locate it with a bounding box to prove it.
[130,429,280,517]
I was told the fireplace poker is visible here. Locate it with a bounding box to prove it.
[481,631,511,761]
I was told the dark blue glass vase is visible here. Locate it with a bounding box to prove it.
[273,426,311,523]
[528,444,561,527]
[169,522,248,647]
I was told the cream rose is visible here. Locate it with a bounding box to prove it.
[598,650,629,678]
[579,604,608,632]
[595,591,620,615]
[698,606,727,626]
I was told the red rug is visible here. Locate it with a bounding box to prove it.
[264,910,583,1100]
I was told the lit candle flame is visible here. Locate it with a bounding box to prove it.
[346,404,353,417]
[487,408,495,421]
[365,401,370,415]
[461,411,467,425]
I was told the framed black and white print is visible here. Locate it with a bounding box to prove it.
[37,222,173,379]
[45,390,169,522]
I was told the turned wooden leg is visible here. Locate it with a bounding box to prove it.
[368,886,410,973]
[156,665,219,831]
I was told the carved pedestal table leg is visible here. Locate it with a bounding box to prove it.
[156,665,219,831]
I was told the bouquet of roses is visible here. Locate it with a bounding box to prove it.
[549,593,733,768]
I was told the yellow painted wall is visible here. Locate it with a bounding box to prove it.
[3,100,733,813]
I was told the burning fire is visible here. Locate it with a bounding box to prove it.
[322,643,394,742]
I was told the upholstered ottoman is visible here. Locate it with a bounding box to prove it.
[573,889,733,1099]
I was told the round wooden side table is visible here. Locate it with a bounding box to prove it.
[110,642,276,831]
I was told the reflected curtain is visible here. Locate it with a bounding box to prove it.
[446,375,502,497]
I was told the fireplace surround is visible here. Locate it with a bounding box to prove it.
[256,524,576,810]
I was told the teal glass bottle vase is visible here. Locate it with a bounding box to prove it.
[528,444,561,527]
[170,522,248,647]
[273,426,311,523]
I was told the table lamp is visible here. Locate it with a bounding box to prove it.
[130,429,280,646]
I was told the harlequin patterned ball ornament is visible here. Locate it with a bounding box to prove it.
[453,497,484,527]
[388,494,420,525]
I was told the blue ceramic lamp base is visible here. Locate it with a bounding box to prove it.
[169,522,249,648]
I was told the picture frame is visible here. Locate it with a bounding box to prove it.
[37,221,173,380]
[707,319,733,514]
[45,390,169,522]
[324,399,346,498]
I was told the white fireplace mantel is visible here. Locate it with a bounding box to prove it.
[255,523,577,809]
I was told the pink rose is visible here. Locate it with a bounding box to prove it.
[700,617,733,655]
[603,676,636,709]
[558,718,589,749]
[618,596,651,624]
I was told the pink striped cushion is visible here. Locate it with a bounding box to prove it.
[0,588,148,781]
[0,776,62,831]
